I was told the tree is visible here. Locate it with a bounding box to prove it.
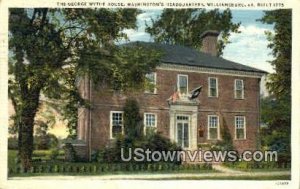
[8,8,161,171]
[145,9,240,56]
[259,10,291,163]
[260,96,291,163]
[123,98,143,139]
[259,10,291,99]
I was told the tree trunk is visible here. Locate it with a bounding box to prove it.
[17,89,41,172]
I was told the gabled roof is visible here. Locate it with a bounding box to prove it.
[124,42,267,74]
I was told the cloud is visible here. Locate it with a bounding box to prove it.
[223,24,274,73]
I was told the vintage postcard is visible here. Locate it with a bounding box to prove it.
[0,0,299,189]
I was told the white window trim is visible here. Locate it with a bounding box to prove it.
[234,116,246,140]
[145,72,157,94]
[143,113,157,135]
[207,115,220,140]
[177,74,189,94]
[208,77,218,97]
[234,79,244,99]
[110,111,124,139]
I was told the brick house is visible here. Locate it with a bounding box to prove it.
[76,31,267,160]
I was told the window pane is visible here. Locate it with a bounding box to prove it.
[236,128,244,139]
[112,126,122,138]
[178,76,187,94]
[236,90,242,99]
[145,114,156,127]
[145,73,156,93]
[209,78,217,97]
[235,80,244,98]
[210,78,216,88]
[210,88,216,97]
[209,116,218,128]
[112,112,123,138]
[209,116,218,139]
[177,123,183,146]
[177,116,189,121]
[146,73,155,81]
[183,123,189,148]
[235,116,245,128]
[209,128,218,139]
[145,127,156,136]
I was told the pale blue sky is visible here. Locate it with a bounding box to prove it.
[122,9,275,73]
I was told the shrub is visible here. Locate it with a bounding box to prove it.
[123,98,143,139]
[49,148,60,161]
[8,137,18,150]
[63,143,77,162]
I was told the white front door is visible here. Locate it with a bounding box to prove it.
[176,115,190,148]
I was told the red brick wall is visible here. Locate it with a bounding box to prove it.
[82,68,261,153]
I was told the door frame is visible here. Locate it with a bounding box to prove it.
[169,104,198,150]
[175,114,191,149]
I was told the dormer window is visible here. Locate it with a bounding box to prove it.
[177,74,188,94]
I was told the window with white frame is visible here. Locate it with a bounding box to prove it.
[145,72,157,94]
[177,74,188,94]
[208,115,219,140]
[208,77,218,97]
[110,111,123,139]
[144,113,157,135]
[235,116,246,139]
[235,79,244,99]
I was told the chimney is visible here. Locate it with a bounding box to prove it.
[200,30,220,56]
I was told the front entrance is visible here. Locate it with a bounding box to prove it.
[169,103,198,150]
[176,115,190,148]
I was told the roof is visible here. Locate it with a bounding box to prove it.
[123,42,267,74]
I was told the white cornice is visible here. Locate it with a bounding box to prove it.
[157,63,266,78]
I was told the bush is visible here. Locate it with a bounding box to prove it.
[64,143,77,162]
[100,133,181,164]
[8,137,18,150]
[49,148,60,161]
[34,134,58,150]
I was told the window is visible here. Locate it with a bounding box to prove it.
[208,115,219,140]
[235,79,244,99]
[235,116,246,139]
[145,72,157,94]
[110,111,123,139]
[144,113,157,135]
[208,77,218,97]
[177,75,188,94]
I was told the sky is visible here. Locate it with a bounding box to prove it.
[122,9,275,73]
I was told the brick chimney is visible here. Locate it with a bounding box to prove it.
[200,30,220,56]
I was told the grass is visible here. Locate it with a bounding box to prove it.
[7,150,290,180]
